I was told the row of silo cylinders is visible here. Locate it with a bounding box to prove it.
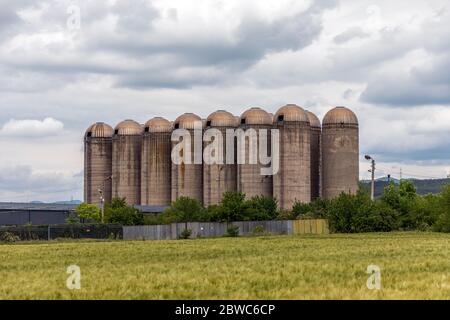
[84,105,359,209]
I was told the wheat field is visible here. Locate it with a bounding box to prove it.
[0,232,449,299]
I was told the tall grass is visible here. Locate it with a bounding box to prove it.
[0,232,449,299]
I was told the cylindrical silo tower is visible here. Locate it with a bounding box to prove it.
[84,122,113,206]
[273,104,311,209]
[306,110,321,201]
[322,106,359,199]
[203,110,238,206]
[112,119,142,205]
[171,113,203,203]
[141,117,172,206]
[237,107,273,199]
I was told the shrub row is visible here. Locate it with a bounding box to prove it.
[75,181,450,233]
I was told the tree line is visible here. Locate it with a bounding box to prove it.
[75,181,450,233]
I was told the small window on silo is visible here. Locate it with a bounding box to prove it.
[114,129,119,135]
[206,120,211,127]
[87,132,92,137]
[241,118,246,124]
[144,127,149,132]
[174,123,180,129]
[278,115,284,122]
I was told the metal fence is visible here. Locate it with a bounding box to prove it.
[123,219,328,240]
[0,224,123,241]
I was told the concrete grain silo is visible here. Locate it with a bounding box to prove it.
[203,110,238,206]
[141,117,172,206]
[84,122,113,206]
[273,104,311,209]
[322,106,359,199]
[171,113,203,203]
[112,119,143,205]
[306,110,321,201]
[238,107,273,199]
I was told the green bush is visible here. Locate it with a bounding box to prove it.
[292,198,329,219]
[66,212,80,224]
[0,232,20,243]
[276,209,296,220]
[216,192,247,222]
[244,196,278,221]
[224,225,239,237]
[324,188,399,233]
[104,197,144,226]
[251,225,267,236]
[179,229,192,239]
[161,197,207,223]
[75,203,100,223]
[433,185,450,232]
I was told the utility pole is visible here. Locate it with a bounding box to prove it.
[365,155,376,200]
[99,175,112,224]
[98,189,105,223]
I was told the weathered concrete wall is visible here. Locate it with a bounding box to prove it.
[84,138,112,205]
[203,126,238,206]
[273,122,311,209]
[112,135,142,205]
[141,131,172,206]
[322,125,359,199]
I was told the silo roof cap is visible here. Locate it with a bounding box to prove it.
[206,110,237,127]
[305,110,321,128]
[114,119,143,136]
[85,122,114,138]
[144,117,172,133]
[240,107,272,125]
[274,104,309,123]
[174,113,203,129]
[323,106,358,125]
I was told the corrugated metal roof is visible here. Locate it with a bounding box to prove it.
[0,202,77,211]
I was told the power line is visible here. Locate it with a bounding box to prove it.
[375,165,446,180]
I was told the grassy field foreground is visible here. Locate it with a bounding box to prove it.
[0,232,449,299]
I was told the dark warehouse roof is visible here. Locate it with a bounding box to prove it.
[0,202,168,213]
[0,202,77,212]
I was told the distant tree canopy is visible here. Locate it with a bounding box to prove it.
[75,203,101,223]
[104,197,144,226]
[76,198,144,226]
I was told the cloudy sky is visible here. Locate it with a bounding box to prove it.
[1,0,449,202]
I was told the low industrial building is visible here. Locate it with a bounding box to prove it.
[0,203,167,226]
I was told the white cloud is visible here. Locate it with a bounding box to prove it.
[0,117,64,137]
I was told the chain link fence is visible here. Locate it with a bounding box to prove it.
[0,224,122,241]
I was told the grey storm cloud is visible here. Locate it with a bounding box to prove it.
[112,0,160,33]
[333,27,370,44]
[361,77,450,106]
[0,0,338,90]
[0,165,81,195]
[361,53,450,106]
[108,1,337,89]
[359,7,450,106]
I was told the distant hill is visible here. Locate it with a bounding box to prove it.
[29,200,82,205]
[52,200,82,205]
[360,178,450,197]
